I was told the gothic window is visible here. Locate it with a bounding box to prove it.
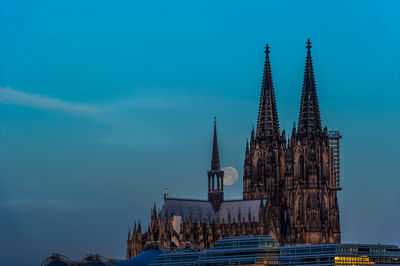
[299,155,304,178]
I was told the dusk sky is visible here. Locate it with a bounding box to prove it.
[1,1,399,265]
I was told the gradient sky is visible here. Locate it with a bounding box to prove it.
[1,1,399,265]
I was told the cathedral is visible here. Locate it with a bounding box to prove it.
[126,40,342,259]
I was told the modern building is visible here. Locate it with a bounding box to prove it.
[150,235,400,265]
[127,40,343,258]
[43,235,400,266]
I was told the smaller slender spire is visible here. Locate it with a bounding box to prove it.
[208,117,224,211]
[152,202,157,217]
[245,138,250,164]
[250,125,255,148]
[292,121,296,136]
[211,117,220,171]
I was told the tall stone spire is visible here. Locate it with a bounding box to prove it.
[256,44,280,139]
[298,39,322,135]
[211,117,220,171]
[208,117,224,211]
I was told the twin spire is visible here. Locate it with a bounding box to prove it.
[298,39,322,135]
[207,40,321,209]
[256,44,280,139]
[256,39,322,139]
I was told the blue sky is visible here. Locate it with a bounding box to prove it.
[0,0,399,265]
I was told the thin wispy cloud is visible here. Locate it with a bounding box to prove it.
[0,199,95,211]
[0,87,199,121]
[0,87,101,118]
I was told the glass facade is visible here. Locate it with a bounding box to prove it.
[150,235,400,265]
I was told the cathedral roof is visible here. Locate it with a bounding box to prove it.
[161,198,262,223]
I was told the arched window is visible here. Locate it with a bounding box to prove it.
[299,155,304,178]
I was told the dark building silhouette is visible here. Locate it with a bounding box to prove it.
[126,40,342,259]
[208,117,224,212]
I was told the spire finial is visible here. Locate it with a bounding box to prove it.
[306,38,312,53]
[265,44,270,55]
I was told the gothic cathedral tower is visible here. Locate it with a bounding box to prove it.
[287,39,341,244]
[243,44,285,203]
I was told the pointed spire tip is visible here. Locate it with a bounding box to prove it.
[306,39,312,52]
[211,117,220,171]
[264,44,270,55]
[298,38,322,135]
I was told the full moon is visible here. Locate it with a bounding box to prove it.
[222,166,239,186]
